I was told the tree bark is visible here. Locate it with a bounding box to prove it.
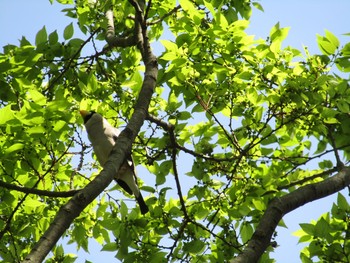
[22,6,157,263]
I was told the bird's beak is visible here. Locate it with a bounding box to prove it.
[79,110,89,117]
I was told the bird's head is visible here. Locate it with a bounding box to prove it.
[79,110,96,124]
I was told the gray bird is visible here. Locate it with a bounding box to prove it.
[80,110,149,214]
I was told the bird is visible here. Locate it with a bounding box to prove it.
[79,110,149,214]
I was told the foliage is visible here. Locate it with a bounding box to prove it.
[0,0,349,262]
[295,193,350,263]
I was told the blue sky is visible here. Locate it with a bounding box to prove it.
[1,0,350,262]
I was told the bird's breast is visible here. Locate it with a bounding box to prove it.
[90,135,115,166]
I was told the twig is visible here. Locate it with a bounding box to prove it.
[147,5,181,25]
[0,180,78,197]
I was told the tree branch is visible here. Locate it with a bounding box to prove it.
[0,180,78,197]
[169,124,188,218]
[22,4,158,263]
[146,114,238,162]
[46,29,99,92]
[147,5,181,25]
[231,167,350,263]
[105,10,137,48]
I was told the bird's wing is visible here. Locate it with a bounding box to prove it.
[110,126,149,214]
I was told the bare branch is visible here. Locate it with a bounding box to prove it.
[169,124,188,217]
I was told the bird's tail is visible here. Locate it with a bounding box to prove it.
[136,193,149,215]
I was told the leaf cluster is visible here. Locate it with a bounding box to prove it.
[0,0,349,262]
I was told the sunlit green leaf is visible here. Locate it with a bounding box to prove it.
[325,30,340,50]
[4,143,24,155]
[317,30,339,55]
[1,1,349,262]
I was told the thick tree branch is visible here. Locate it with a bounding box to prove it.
[22,5,157,263]
[231,167,350,263]
[22,150,126,263]
[105,10,137,48]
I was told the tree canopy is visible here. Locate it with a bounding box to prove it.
[0,0,350,262]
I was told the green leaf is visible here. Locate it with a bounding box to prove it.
[161,52,179,61]
[178,111,192,120]
[260,147,274,155]
[167,92,182,112]
[179,0,203,24]
[203,0,215,17]
[67,38,84,52]
[119,201,128,217]
[0,105,15,124]
[269,22,290,53]
[4,143,24,155]
[160,40,178,51]
[102,242,118,252]
[99,218,118,231]
[299,223,315,235]
[254,106,263,122]
[35,26,47,46]
[337,193,349,210]
[49,30,59,45]
[314,140,327,154]
[183,240,205,254]
[252,2,264,12]
[64,23,74,40]
[252,199,266,211]
[314,217,331,240]
[317,30,339,55]
[27,126,46,134]
[300,252,313,263]
[318,160,333,169]
[336,57,350,72]
[341,42,350,56]
[87,73,98,92]
[24,199,45,209]
[240,223,254,243]
[337,100,349,113]
[325,30,340,50]
[141,185,156,193]
[317,39,336,55]
[27,89,47,105]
